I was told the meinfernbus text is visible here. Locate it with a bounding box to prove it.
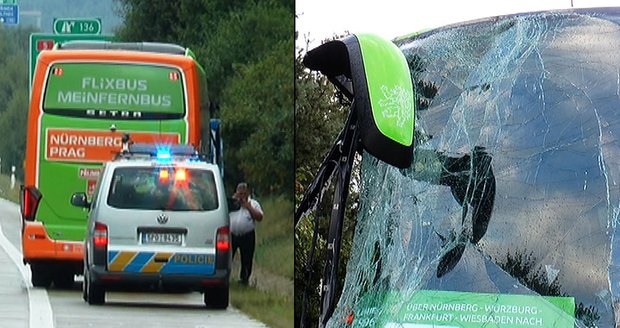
[21,41,210,287]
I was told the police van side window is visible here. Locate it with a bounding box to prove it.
[107,168,140,209]
[189,170,218,211]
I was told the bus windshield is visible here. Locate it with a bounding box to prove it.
[330,8,620,328]
[43,62,185,119]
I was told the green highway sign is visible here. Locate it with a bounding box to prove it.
[0,0,17,4]
[29,33,112,88]
[53,18,101,35]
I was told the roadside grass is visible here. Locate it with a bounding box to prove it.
[230,194,293,328]
[0,174,20,203]
[254,194,293,279]
[230,281,293,328]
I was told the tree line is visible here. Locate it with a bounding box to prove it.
[116,0,293,197]
[0,26,31,180]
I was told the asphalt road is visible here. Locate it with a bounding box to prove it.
[0,198,267,328]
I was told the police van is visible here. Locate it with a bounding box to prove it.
[71,143,231,308]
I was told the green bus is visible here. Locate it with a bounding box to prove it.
[21,41,210,287]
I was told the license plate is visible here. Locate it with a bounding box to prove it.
[142,232,182,245]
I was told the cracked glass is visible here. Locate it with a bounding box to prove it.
[329,8,620,328]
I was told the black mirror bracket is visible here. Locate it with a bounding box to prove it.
[296,103,359,328]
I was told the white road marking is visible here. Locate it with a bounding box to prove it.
[0,220,55,328]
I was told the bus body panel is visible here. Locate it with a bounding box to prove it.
[23,47,208,266]
[22,222,83,261]
[37,118,185,241]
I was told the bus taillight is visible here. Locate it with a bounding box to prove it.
[20,186,42,222]
[93,222,108,248]
[216,226,230,252]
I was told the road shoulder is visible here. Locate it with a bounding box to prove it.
[0,200,54,328]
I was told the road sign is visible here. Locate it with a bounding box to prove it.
[53,18,101,35]
[0,0,17,4]
[0,4,18,25]
[29,33,112,88]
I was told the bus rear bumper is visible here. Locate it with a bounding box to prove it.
[22,221,83,263]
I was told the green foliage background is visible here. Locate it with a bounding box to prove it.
[0,26,33,180]
[115,0,294,197]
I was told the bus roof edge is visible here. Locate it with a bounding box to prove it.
[57,41,186,55]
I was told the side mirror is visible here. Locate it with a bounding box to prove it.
[303,34,415,168]
[227,197,240,212]
[70,192,90,208]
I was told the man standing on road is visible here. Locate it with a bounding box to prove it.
[230,182,263,285]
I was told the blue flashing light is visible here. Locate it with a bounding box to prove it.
[156,145,172,161]
[157,151,171,160]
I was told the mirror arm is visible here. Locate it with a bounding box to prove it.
[319,106,359,327]
[294,101,357,227]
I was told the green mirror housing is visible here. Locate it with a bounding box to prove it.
[303,33,415,168]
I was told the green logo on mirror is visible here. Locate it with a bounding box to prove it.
[357,33,414,147]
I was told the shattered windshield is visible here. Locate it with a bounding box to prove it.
[331,8,620,328]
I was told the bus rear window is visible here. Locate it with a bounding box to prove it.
[43,63,185,119]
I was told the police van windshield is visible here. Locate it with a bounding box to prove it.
[107,167,217,211]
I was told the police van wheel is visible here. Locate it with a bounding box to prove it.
[82,264,88,301]
[84,270,105,305]
[82,280,87,302]
[87,284,105,305]
[204,286,229,309]
[31,264,53,288]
